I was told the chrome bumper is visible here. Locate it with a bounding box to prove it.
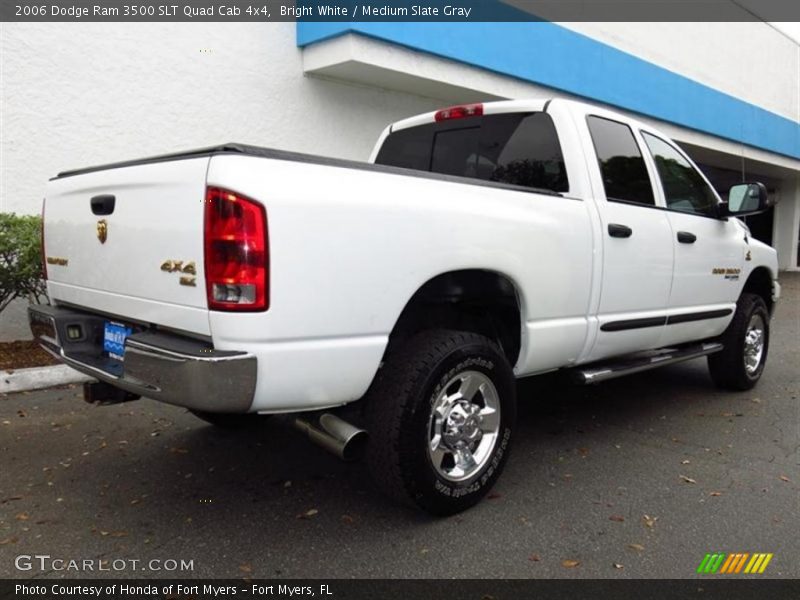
[28,304,256,413]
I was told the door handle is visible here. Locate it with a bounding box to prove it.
[608,223,633,238]
[90,194,115,216]
[677,231,697,244]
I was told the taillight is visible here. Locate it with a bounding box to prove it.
[434,103,484,122]
[204,187,269,311]
[41,198,47,280]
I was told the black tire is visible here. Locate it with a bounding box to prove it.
[707,293,770,391]
[364,329,516,516]
[189,410,269,429]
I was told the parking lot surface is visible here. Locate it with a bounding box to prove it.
[1,275,797,579]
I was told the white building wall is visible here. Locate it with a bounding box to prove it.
[0,22,442,216]
[560,22,800,122]
[3,22,798,216]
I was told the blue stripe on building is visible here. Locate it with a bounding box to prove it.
[297,22,800,160]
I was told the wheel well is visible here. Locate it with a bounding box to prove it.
[742,267,774,315]
[389,270,522,366]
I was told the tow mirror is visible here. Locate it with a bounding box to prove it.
[721,182,770,217]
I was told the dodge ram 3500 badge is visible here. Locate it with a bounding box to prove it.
[31,99,779,514]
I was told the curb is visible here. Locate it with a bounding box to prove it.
[1,365,93,394]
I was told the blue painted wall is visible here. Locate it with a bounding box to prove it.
[297,22,800,160]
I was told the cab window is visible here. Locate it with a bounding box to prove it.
[641,132,718,216]
[375,112,569,194]
[586,116,655,206]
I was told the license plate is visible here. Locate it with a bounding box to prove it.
[104,322,132,361]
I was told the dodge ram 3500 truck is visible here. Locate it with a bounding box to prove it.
[30,99,779,514]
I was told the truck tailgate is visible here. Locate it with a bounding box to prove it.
[44,157,210,335]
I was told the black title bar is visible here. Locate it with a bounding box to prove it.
[3,0,800,22]
[3,579,800,600]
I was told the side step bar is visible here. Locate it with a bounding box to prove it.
[571,342,724,385]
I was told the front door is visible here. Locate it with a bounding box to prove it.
[639,132,742,346]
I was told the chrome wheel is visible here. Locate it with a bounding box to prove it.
[427,370,500,482]
[743,314,766,375]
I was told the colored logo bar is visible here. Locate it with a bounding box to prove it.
[697,553,773,574]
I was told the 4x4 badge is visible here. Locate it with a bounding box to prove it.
[96,219,108,244]
[161,260,197,287]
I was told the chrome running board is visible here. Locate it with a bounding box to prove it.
[572,342,724,385]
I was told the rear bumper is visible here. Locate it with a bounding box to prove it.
[28,304,257,413]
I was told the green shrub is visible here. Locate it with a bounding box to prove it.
[0,213,48,313]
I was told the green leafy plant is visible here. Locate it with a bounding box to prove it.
[0,212,48,313]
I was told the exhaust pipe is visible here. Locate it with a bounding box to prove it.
[293,413,368,462]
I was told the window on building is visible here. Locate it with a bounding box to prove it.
[375,112,569,193]
[641,132,718,216]
[586,116,655,206]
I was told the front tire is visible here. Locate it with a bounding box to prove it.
[364,330,516,515]
[708,293,770,391]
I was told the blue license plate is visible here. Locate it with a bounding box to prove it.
[103,322,132,360]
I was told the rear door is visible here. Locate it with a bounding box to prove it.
[582,115,674,361]
[44,157,211,335]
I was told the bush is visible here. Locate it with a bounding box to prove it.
[0,213,48,314]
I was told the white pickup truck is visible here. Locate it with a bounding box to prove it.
[30,98,779,514]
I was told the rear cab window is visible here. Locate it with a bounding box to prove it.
[375,112,569,194]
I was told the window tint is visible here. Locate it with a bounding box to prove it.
[642,133,718,216]
[375,112,569,193]
[375,126,432,172]
[587,116,654,206]
[431,127,481,177]
[487,113,569,192]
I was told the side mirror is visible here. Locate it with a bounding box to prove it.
[721,182,771,217]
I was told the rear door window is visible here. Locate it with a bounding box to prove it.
[375,112,569,193]
[587,116,655,206]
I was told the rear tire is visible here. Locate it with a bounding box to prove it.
[707,293,770,391]
[364,330,516,516]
